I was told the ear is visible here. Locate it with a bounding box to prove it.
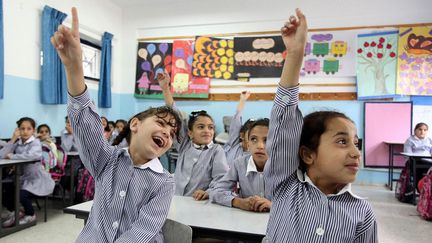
[129,117,140,133]
[299,146,316,166]
[187,129,193,139]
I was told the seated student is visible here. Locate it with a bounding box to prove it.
[0,117,55,226]
[101,116,111,140]
[264,9,377,242]
[210,118,272,212]
[223,91,256,165]
[115,119,127,134]
[37,124,59,170]
[159,75,229,200]
[51,8,182,241]
[404,122,432,189]
[61,115,78,152]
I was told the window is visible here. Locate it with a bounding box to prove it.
[81,39,101,81]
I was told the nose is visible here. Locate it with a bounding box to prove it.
[349,144,361,158]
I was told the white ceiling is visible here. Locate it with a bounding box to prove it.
[109,0,192,8]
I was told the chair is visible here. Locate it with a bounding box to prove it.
[166,148,179,173]
[162,219,192,243]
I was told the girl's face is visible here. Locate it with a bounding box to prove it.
[247,125,269,170]
[108,123,115,131]
[38,127,50,139]
[130,114,178,162]
[19,121,35,142]
[188,116,215,145]
[116,122,125,133]
[301,117,360,193]
[101,118,108,127]
[415,125,428,139]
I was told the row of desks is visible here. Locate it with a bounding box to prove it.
[64,195,269,242]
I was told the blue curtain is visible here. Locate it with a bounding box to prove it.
[98,32,113,108]
[0,0,4,99]
[41,6,67,104]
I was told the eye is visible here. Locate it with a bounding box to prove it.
[208,125,215,130]
[197,125,204,129]
[336,139,347,145]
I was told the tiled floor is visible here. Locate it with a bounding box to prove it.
[1,185,431,243]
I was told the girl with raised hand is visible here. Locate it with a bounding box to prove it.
[264,9,377,242]
[51,7,182,242]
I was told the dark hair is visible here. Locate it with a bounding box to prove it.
[115,119,127,127]
[101,116,110,132]
[414,122,428,132]
[17,117,36,129]
[241,118,258,135]
[108,121,115,129]
[37,124,51,134]
[248,118,270,137]
[299,111,353,171]
[187,110,214,131]
[65,116,69,122]
[112,106,182,146]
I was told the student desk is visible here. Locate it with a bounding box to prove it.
[400,152,432,205]
[383,141,405,191]
[0,159,39,237]
[64,195,269,241]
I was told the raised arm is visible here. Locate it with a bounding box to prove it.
[224,91,250,152]
[264,9,308,197]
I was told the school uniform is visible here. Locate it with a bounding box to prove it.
[404,135,432,154]
[0,136,54,215]
[223,110,249,166]
[209,154,270,207]
[263,85,377,243]
[68,88,174,243]
[173,105,229,196]
[61,129,78,152]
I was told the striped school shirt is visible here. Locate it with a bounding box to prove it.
[223,110,249,166]
[209,154,271,207]
[263,85,378,243]
[68,88,174,243]
[172,104,229,196]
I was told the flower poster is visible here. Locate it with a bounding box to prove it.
[356,31,398,99]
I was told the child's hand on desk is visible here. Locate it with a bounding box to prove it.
[232,197,254,211]
[250,196,272,212]
[5,153,13,159]
[192,189,209,201]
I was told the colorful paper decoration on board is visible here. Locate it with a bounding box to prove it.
[135,42,172,99]
[301,31,356,77]
[171,40,210,98]
[192,36,235,80]
[356,31,398,99]
[396,26,432,96]
[233,36,286,79]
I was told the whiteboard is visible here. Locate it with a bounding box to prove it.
[412,105,432,131]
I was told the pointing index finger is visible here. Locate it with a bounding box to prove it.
[71,7,80,37]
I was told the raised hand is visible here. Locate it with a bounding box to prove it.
[50,7,82,69]
[281,8,308,54]
[157,72,171,91]
[239,91,251,102]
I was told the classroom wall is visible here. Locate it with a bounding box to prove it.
[1,0,431,184]
[0,0,124,137]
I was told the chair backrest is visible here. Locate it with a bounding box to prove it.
[162,219,192,243]
[223,116,233,133]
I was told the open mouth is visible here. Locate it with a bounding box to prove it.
[152,136,165,148]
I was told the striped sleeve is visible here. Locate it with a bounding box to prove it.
[354,206,378,243]
[209,157,240,207]
[67,88,115,178]
[264,85,303,198]
[10,139,42,160]
[223,110,242,154]
[206,146,230,193]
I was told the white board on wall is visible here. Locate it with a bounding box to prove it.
[413,105,432,131]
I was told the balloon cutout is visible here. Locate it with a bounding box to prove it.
[164,56,172,66]
[176,59,186,69]
[187,56,193,66]
[155,68,164,76]
[141,61,151,71]
[147,44,156,56]
[159,43,169,55]
[175,48,185,58]
[152,55,162,67]
[138,48,148,60]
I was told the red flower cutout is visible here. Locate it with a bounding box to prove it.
[389,52,396,58]
[377,53,383,59]
[364,42,370,47]
[379,37,385,43]
[357,48,363,54]
[367,52,373,58]
[371,41,377,47]
[386,43,392,49]
[378,44,383,49]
